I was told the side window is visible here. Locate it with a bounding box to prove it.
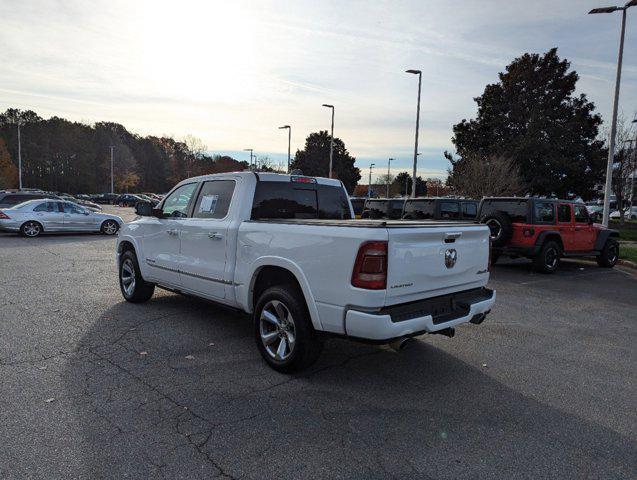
[574,205,590,223]
[63,202,85,214]
[462,202,477,219]
[440,201,460,219]
[161,183,197,218]
[534,202,555,223]
[558,205,571,223]
[192,180,235,219]
[34,202,56,212]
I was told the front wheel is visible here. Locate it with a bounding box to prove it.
[119,250,155,302]
[254,285,323,373]
[533,240,561,274]
[101,220,119,235]
[596,239,619,268]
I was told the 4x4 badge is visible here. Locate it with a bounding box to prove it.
[445,249,457,269]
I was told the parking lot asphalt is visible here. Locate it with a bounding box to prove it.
[1,213,636,479]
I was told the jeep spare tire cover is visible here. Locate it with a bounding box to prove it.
[480,211,513,247]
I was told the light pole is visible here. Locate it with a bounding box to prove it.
[368,163,375,198]
[589,1,636,226]
[628,119,637,212]
[278,125,291,173]
[406,69,422,198]
[322,104,335,178]
[386,158,394,197]
[244,148,254,170]
[109,145,115,194]
[16,120,22,189]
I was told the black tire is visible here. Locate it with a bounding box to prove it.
[254,285,323,373]
[100,220,119,235]
[119,250,155,302]
[480,211,513,247]
[20,221,43,238]
[596,239,619,268]
[533,240,561,274]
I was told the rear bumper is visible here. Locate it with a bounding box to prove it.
[0,220,20,232]
[344,287,495,342]
[494,245,540,257]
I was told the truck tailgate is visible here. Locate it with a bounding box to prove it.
[385,224,490,304]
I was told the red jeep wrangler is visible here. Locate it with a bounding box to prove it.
[478,197,620,273]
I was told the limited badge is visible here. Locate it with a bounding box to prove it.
[445,248,457,269]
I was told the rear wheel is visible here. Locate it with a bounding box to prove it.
[533,240,561,274]
[20,221,42,238]
[119,250,155,302]
[596,239,619,268]
[101,220,119,235]
[254,285,323,373]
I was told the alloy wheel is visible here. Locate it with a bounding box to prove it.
[103,221,118,235]
[24,222,41,237]
[121,259,136,296]
[607,244,618,264]
[545,247,558,269]
[259,300,296,361]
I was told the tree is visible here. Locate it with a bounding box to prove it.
[116,171,140,193]
[0,138,18,189]
[609,114,637,224]
[446,48,605,199]
[391,172,427,196]
[291,131,361,193]
[446,154,525,198]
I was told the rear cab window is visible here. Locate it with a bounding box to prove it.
[461,201,477,219]
[439,201,460,219]
[251,181,352,220]
[479,199,529,223]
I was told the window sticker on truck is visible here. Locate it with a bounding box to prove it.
[199,194,219,214]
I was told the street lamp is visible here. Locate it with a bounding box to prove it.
[628,118,637,213]
[243,148,254,169]
[386,158,394,197]
[16,120,23,190]
[109,145,115,194]
[368,163,375,198]
[589,0,637,226]
[278,125,291,173]
[406,69,422,198]
[322,104,335,178]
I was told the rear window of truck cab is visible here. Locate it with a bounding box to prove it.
[479,199,528,222]
[251,181,352,220]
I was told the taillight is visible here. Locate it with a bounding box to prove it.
[0,211,9,219]
[351,241,388,289]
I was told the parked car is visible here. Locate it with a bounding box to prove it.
[610,206,637,220]
[116,172,495,372]
[115,194,145,207]
[349,197,366,218]
[135,194,160,206]
[58,194,102,211]
[402,198,478,221]
[0,199,122,237]
[360,198,405,219]
[92,193,119,205]
[478,197,619,273]
[0,191,60,208]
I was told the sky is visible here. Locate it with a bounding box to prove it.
[1,0,636,182]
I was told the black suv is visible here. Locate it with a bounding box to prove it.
[0,191,60,208]
[402,198,478,220]
[360,198,405,219]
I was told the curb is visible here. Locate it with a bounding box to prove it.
[618,259,637,270]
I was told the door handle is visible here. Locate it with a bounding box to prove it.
[167,229,179,236]
[208,232,223,240]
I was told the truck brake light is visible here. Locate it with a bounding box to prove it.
[352,241,387,290]
[290,175,317,184]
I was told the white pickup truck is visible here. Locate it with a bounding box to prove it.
[116,172,495,371]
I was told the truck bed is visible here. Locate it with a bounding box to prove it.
[245,219,480,228]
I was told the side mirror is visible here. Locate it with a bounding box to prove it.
[135,201,153,216]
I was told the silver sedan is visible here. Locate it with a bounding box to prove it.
[0,199,123,237]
